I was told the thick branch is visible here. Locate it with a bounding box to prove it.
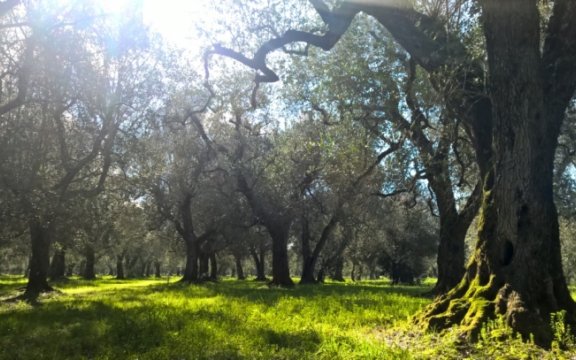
[210,2,359,85]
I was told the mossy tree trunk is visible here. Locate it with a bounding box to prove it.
[417,0,576,346]
[430,176,481,295]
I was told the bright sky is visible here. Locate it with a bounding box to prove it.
[142,0,210,47]
[102,0,217,51]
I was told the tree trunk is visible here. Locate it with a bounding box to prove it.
[23,257,31,278]
[429,179,481,295]
[209,253,218,281]
[24,221,54,299]
[268,221,294,287]
[418,1,576,347]
[83,245,96,280]
[116,254,125,279]
[49,247,66,281]
[299,214,339,284]
[181,237,199,282]
[250,246,267,281]
[199,251,209,279]
[154,261,161,278]
[299,216,317,284]
[234,255,245,280]
[331,258,345,282]
[178,194,201,283]
[236,174,292,286]
[317,267,325,283]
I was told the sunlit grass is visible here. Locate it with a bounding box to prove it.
[1,277,575,359]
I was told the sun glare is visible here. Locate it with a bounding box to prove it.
[101,0,216,51]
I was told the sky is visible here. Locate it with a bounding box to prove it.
[142,0,210,48]
[101,0,217,51]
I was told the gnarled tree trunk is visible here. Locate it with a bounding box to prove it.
[429,178,481,295]
[418,0,576,346]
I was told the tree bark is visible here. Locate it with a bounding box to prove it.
[49,247,66,281]
[417,0,576,346]
[299,214,339,284]
[209,253,218,281]
[237,175,293,286]
[234,255,245,280]
[199,251,209,279]
[299,216,317,284]
[179,194,200,283]
[82,245,96,280]
[429,176,481,295]
[250,246,267,281]
[154,261,161,278]
[116,254,125,279]
[330,258,345,282]
[181,236,199,282]
[268,220,293,286]
[24,221,54,299]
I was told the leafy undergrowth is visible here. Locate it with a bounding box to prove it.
[0,276,574,359]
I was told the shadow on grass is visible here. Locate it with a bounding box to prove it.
[0,294,247,359]
[260,328,321,351]
[189,280,432,307]
[0,278,434,359]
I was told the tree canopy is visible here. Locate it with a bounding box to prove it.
[1,0,576,349]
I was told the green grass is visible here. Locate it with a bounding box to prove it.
[0,277,575,359]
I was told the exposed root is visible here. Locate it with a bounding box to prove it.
[415,272,573,348]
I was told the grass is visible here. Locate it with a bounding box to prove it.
[0,276,575,359]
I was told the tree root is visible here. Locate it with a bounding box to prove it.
[415,272,572,348]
